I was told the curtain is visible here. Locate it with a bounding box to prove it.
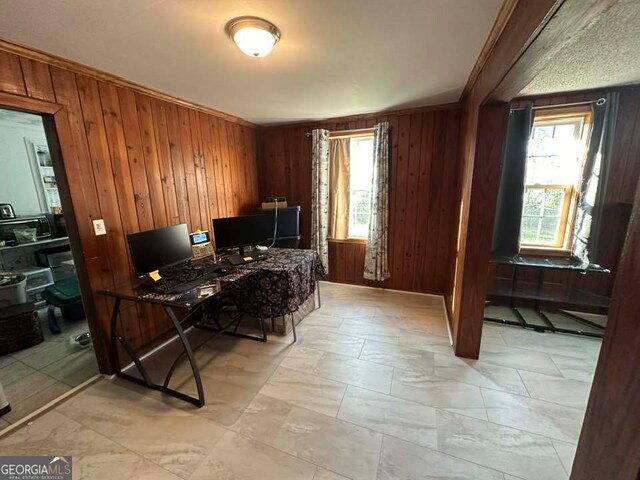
[364,122,391,281]
[572,93,619,265]
[310,129,330,273]
[491,102,534,256]
[329,138,351,240]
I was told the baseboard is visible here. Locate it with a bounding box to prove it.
[320,280,445,300]
[0,374,102,439]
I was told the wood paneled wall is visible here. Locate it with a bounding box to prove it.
[488,86,640,306]
[257,105,461,295]
[0,48,260,372]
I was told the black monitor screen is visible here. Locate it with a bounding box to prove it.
[127,224,192,276]
[212,215,272,250]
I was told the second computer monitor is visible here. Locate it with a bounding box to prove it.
[212,214,272,250]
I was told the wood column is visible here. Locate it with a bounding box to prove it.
[570,175,640,479]
[452,103,509,358]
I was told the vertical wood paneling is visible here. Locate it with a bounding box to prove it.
[257,104,461,295]
[19,57,55,102]
[135,93,167,229]
[165,104,190,227]
[118,89,154,232]
[0,48,261,371]
[0,50,26,95]
[76,74,142,344]
[150,99,180,226]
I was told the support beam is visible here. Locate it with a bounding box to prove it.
[452,103,509,358]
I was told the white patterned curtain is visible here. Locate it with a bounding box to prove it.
[572,93,619,265]
[364,122,391,281]
[310,129,330,273]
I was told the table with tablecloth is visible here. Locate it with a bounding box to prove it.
[225,248,325,319]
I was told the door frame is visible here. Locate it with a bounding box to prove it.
[0,91,109,372]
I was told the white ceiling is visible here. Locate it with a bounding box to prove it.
[0,0,502,125]
[521,0,640,96]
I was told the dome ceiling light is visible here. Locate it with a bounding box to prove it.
[226,16,281,58]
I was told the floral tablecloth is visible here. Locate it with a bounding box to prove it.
[227,248,325,318]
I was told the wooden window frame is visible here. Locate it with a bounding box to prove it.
[519,107,593,257]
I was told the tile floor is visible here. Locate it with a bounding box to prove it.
[0,310,99,426]
[0,282,602,479]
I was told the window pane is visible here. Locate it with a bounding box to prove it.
[521,217,540,244]
[539,217,560,243]
[520,113,590,250]
[523,189,544,216]
[543,188,563,210]
[348,137,374,238]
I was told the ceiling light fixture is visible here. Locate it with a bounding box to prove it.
[226,16,281,58]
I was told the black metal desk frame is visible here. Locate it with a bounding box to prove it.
[485,256,609,339]
[105,287,277,408]
[101,274,318,408]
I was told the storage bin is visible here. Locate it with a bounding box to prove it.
[19,266,54,291]
[0,302,43,354]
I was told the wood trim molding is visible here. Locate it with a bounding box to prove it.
[0,90,63,114]
[461,0,519,100]
[0,36,256,127]
[328,238,367,245]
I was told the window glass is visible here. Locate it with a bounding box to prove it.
[348,137,374,238]
[520,111,591,250]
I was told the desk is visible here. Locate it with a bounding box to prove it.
[485,255,610,338]
[99,248,324,407]
[100,269,254,407]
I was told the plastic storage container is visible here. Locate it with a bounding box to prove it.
[18,267,54,307]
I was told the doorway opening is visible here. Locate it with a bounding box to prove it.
[0,107,98,427]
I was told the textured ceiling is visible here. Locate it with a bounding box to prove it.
[0,0,502,125]
[522,0,640,96]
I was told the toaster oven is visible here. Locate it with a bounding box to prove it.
[0,215,52,246]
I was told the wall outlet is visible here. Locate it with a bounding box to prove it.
[92,219,107,236]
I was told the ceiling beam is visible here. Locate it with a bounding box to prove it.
[490,0,620,102]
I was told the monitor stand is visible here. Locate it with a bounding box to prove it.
[239,245,256,255]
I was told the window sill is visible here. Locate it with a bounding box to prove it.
[519,246,572,258]
[328,238,367,245]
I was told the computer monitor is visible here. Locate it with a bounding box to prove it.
[212,214,272,250]
[127,224,192,276]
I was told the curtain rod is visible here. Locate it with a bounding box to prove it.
[305,127,375,137]
[511,97,606,112]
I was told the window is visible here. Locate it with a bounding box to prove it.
[520,109,592,252]
[347,136,374,238]
[328,132,375,241]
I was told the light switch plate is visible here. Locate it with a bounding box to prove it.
[92,219,107,236]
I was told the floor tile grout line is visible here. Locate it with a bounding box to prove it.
[54,408,194,480]
[255,388,562,480]
[222,428,321,479]
[550,438,572,477]
[515,368,533,398]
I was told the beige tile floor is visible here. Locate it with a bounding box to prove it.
[0,282,601,479]
[0,310,99,425]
